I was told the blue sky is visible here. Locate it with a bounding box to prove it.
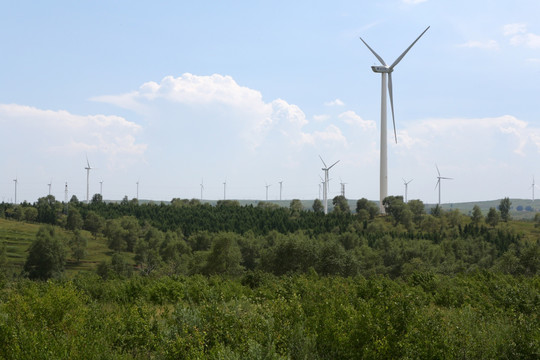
[2,0,540,204]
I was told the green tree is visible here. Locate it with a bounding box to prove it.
[24,225,66,280]
[312,199,323,213]
[203,232,244,276]
[499,197,512,222]
[69,230,88,263]
[407,199,425,224]
[290,199,304,213]
[23,206,38,222]
[486,207,500,227]
[84,211,105,238]
[332,195,350,214]
[356,198,379,219]
[36,195,59,224]
[66,207,83,230]
[91,193,103,204]
[471,205,483,225]
[382,196,407,225]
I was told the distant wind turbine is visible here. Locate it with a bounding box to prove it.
[48,179,52,196]
[136,180,139,200]
[279,180,283,201]
[223,181,226,200]
[320,155,340,215]
[100,180,103,197]
[85,156,92,204]
[340,178,347,198]
[531,176,537,202]
[265,183,271,201]
[435,165,452,205]
[200,179,204,201]
[360,26,430,213]
[13,177,18,204]
[403,178,413,203]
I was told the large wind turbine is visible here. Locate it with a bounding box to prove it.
[320,156,339,215]
[403,178,413,203]
[85,156,92,204]
[360,26,430,213]
[435,165,452,205]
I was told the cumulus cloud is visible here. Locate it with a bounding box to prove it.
[324,98,345,106]
[93,73,311,150]
[339,110,376,130]
[504,23,540,49]
[458,40,499,50]
[0,104,146,168]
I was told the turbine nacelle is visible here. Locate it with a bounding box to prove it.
[371,65,392,73]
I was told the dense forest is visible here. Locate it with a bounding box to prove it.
[0,194,539,358]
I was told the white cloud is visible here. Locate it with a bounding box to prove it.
[0,104,146,167]
[339,110,376,130]
[503,23,527,36]
[504,23,540,49]
[94,73,311,150]
[300,124,348,147]
[313,114,330,122]
[324,98,345,106]
[458,40,499,50]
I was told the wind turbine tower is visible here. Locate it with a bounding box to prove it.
[200,179,204,201]
[223,181,226,200]
[435,165,452,205]
[531,176,536,202]
[136,180,139,200]
[13,178,17,204]
[265,183,271,201]
[64,182,68,204]
[320,156,340,215]
[340,179,347,198]
[403,178,413,203]
[360,26,429,213]
[85,157,92,204]
[279,181,283,201]
[47,180,52,196]
[100,180,103,197]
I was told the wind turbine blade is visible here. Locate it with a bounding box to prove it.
[436,164,441,177]
[390,26,430,70]
[388,73,397,143]
[319,155,328,168]
[328,160,340,170]
[359,37,387,66]
[435,179,440,190]
[441,177,453,180]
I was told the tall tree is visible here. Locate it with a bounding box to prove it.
[332,195,350,214]
[499,197,512,222]
[24,225,66,280]
[471,205,483,225]
[486,207,500,227]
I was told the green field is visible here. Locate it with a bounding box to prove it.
[0,218,129,275]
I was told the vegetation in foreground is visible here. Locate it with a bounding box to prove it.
[0,195,538,358]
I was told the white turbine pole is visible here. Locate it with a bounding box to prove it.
[435,165,452,206]
[85,156,91,204]
[64,182,68,203]
[13,178,17,205]
[201,179,204,201]
[279,181,283,201]
[380,72,388,213]
[100,180,103,197]
[320,156,339,215]
[265,183,271,201]
[403,178,413,203]
[48,180,52,196]
[136,180,139,200]
[360,26,430,214]
[223,181,226,200]
[531,176,535,202]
